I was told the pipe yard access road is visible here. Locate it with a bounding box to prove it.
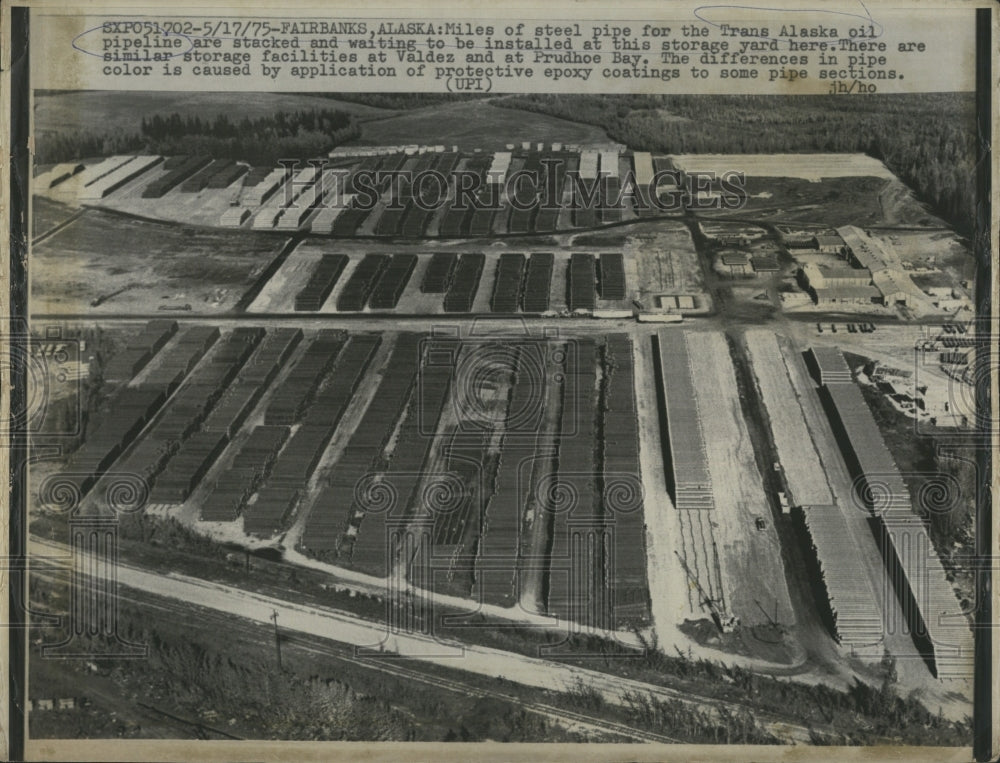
[31,534,817,744]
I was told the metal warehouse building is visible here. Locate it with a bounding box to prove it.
[814,286,882,305]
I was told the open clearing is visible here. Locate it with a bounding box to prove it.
[30,210,288,313]
[628,223,708,312]
[350,100,610,150]
[685,330,795,629]
[670,154,897,182]
[725,176,896,228]
[631,329,688,648]
[31,195,77,238]
[744,329,833,508]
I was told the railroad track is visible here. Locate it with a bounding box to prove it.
[30,565,678,744]
[31,207,87,246]
[30,535,821,744]
[328,645,684,744]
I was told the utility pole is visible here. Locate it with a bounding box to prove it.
[270,609,282,670]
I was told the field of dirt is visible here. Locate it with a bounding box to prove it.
[886,230,976,282]
[743,329,834,509]
[31,195,78,239]
[91,166,248,229]
[629,328,689,648]
[684,330,796,629]
[348,99,610,151]
[30,210,289,314]
[714,176,896,228]
[628,222,707,312]
[671,153,897,182]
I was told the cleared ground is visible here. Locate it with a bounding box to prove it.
[670,154,897,182]
[784,323,974,429]
[887,230,976,284]
[744,329,834,508]
[631,330,689,647]
[627,223,709,314]
[349,100,610,151]
[685,331,795,629]
[703,176,911,229]
[92,166,249,228]
[30,210,288,313]
[31,195,78,239]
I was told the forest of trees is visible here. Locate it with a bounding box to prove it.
[34,128,144,166]
[140,109,359,164]
[35,108,359,166]
[498,94,977,236]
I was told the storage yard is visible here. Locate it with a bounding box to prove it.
[744,330,883,649]
[809,346,974,678]
[249,243,636,315]
[27,115,978,741]
[49,321,654,632]
[36,310,977,699]
[29,216,976,672]
[43,146,664,238]
[36,148,912,243]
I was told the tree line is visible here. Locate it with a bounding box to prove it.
[139,109,359,164]
[498,94,977,236]
[33,129,144,166]
[35,108,360,167]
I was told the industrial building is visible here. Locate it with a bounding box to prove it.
[750,255,780,273]
[871,270,912,307]
[813,286,882,306]
[721,252,751,275]
[836,226,919,307]
[817,267,873,288]
[814,234,845,254]
[787,226,924,308]
[802,264,863,290]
